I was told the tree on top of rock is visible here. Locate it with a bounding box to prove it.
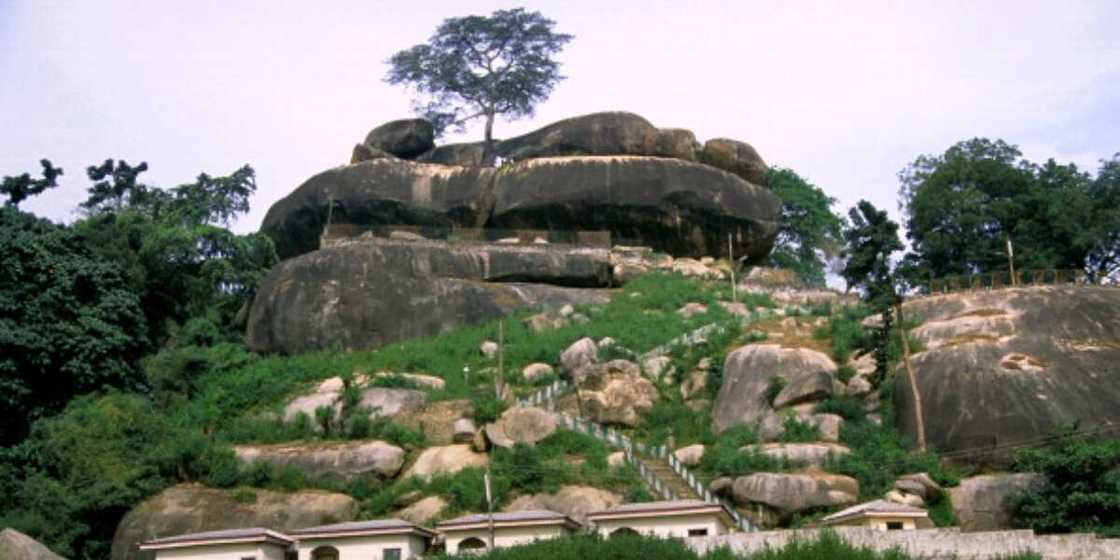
[386,8,573,164]
[767,167,845,286]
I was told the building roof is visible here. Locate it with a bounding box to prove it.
[290,519,437,539]
[436,510,580,531]
[586,499,735,525]
[139,528,294,550]
[820,500,929,525]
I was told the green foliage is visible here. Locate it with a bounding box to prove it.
[700,426,785,477]
[1011,430,1120,535]
[835,365,857,384]
[813,305,871,364]
[899,140,1120,284]
[825,414,957,501]
[814,397,867,423]
[386,7,573,160]
[767,167,845,286]
[1,159,62,207]
[473,394,509,424]
[0,206,148,445]
[841,200,902,310]
[765,377,786,406]
[777,415,819,443]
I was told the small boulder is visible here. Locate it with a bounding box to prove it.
[674,444,705,467]
[680,367,709,400]
[607,451,627,468]
[453,418,477,443]
[480,340,500,359]
[719,301,751,318]
[363,118,434,159]
[731,472,859,519]
[655,128,701,161]
[677,302,709,318]
[484,407,558,449]
[886,489,926,508]
[358,387,428,419]
[416,141,487,166]
[845,375,874,397]
[641,355,674,382]
[700,138,768,186]
[522,363,555,382]
[402,444,489,481]
[810,413,844,443]
[578,360,658,427]
[397,496,447,525]
[351,144,398,164]
[896,473,943,500]
[373,371,446,391]
[233,440,405,479]
[710,477,734,495]
[0,528,65,560]
[772,369,840,409]
[560,337,598,374]
[504,485,622,523]
[739,442,851,468]
[524,311,568,333]
[950,473,1047,532]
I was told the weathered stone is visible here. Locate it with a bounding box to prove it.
[388,229,426,241]
[484,407,557,449]
[523,310,568,333]
[233,440,405,479]
[522,363,555,382]
[495,112,660,161]
[885,489,926,508]
[607,451,627,468]
[560,337,598,374]
[894,479,930,499]
[373,371,446,391]
[731,472,859,519]
[895,287,1120,468]
[480,341,500,359]
[453,418,477,443]
[772,369,840,409]
[700,138,769,186]
[110,484,358,560]
[416,141,487,166]
[655,128,701,161]
[395,399,473,445]
[710,477,734,496]
[351,144,398,164]
[396,496,447,525]
[641,355,674,382]
[674,444,705,467]
[358,387,427,419]
[261,156,779,261]
[950,473,1047,532]
[681,367,709,400]
[504,485,622,523]
[810,413,844,443]
[719,301,751,318]
[845,375,873,397]
[394,490,424,508]
[402,444,489,481]
[247,241,611,354]
[577,360,658,427]
[283,385,341,424]
[677,302,708,318]
[0,528,64,560]
[363,118,434,159]
[739,442,851,468]
[897,473,943,500]
[712,344,838,433]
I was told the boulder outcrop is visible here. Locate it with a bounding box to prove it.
[233,440,405,479]
[730,472,858,519]
[111,483,358,560]
[700,138,769,187]
[401,444,488,481]
[495,112,693,161]
[504,485,622,523]
[950,473,1047,532]
[712,344,839,434]
[247,240,611,354]
[363,119,434,159]
[739,442,851,468]
[576,359,659,427]
[260,156,779,261]
[894,287,1120,467]
[0,529,64,560]
[484,407,558,448]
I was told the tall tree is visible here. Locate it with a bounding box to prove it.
[1,160,62,207]
[386,8,573,163]
[1086,154,1120,282]
[841,200,904,381]
[766,167,845,286]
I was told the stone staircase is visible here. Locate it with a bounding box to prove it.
[635,454,699,500]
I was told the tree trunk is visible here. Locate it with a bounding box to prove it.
[895,303,928,453]
[482,111,496,166]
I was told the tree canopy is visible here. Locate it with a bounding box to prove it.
[766,167,845,286]
[1,159,62,207]
[386,8,573,162]
[898,139,1120,284]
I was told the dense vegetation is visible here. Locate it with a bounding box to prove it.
[433,532,1042,560]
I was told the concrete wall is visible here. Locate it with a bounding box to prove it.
[689,527,1120,560]
[592,512,731,539]
[443,525,570,555]
[153,542,288,560]
[827,516,919,531]
[295,534,427,560]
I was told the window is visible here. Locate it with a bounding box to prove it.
[886,521,904,531]
[383,548,401,560]
[687,529,708,537]
[311,546,340,560]
[609,527,639,538]
[459,537,487,551]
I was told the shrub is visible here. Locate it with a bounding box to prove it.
[765,377,786,406]
[1011,430,1120,536]
[814,397,866,423]
[777,415,819,443]
[835,364,857,384]
[473,394,508,424]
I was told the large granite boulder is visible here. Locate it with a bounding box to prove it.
[700,138,769,187]
[894,287,1120,467]
[260,156,780,261]
[417,141,488,166]
[950,473,1047,532]
[247,241,611,354]
[712,344,838,434]
[731,472,858,520]
[396,495,447,525]
[111,483,358,560]
[739,442,851,469]
[232,440,405,479]
[504,485,622,523]
[484,407,558,449]
[363,119,434,159]
[577,359,659,427]
[357,387,428,418]
[401,444,488,481]
[495,112,661,160]
[395,399,474,445]
[0,529,64,560]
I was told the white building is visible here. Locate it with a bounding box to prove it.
[817,500,931,531]
[586,500,737,538]
[138,528,293,560]
[288,520,436,560]
[434,510,581,554]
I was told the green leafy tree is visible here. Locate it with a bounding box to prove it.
[0,207,148,445]
[1012,430,1120,536]
[386,8,573,163]
[766,167,845,285]
[898,138,1111,285]
[841,200,903,379]
[1086,154,1120,282]
[1,159,63,207]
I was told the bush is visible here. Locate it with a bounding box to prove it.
[765,377,786,406]
[1011,430,1120,536]
[700,425,786,477]
[814,397,866,423]
[777,415,819,443]
[473,394,508,424]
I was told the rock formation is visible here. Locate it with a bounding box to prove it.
[0,529,64,560]
[232,440,405,479]
[111,484,358,560]
[950,473,1047,531]
[893,287,1120,467]
[712,344,840,434]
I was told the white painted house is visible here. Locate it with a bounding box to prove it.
[817,500,931,531]
[586,500,737,539]
[288,519,436,560]
[138,528,293,560]
[435,510,581,554]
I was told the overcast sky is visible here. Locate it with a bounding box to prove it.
[2,1,1118,234]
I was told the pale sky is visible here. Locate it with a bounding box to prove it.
[2,1,1118,234]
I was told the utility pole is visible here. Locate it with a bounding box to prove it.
[895,303,927,453]
[495,321,504,400]
[1007,238,1016,287]
[728,234,737,303]
[484,470,496,550]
